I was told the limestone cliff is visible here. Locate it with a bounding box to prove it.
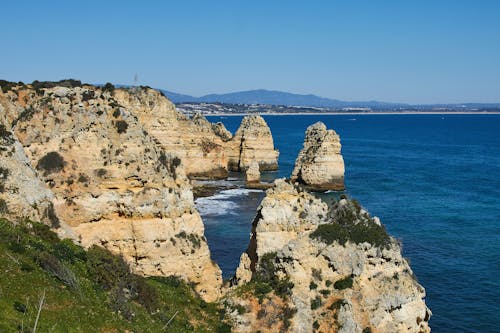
[113,90,229,180]
[291,122,345,191]
[227,115,279,171]
[0,82,222,301]
[227,179,431,332]
[0,91,62,230]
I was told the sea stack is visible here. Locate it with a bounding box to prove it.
[291,122,345,191]
[245,160,261,185]
[228,179,431,332]
[228,115,279,172]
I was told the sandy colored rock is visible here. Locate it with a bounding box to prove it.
[245,160,261,184]
[291,121,345,190]
[227,115,279,171]
[4,83,222,301]
[227,179,431,332]
[114,90,229,179]
[212,121,233,141]
[0,92,66,232]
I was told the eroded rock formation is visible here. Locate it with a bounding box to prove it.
[245,160,261,185]
[227,115,279,172]
[291,122,345,191]
[227,179,431,332]
[0,83,222,301]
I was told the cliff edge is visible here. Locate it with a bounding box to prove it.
[227,179,431,332]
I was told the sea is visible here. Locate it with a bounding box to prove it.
[197,114,500,333]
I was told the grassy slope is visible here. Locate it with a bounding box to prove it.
[0,218,230,333]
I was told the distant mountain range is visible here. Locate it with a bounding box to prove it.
[161,89,402,109]
[160,89,500,110]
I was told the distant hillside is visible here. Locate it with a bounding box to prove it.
[161,89,402,109]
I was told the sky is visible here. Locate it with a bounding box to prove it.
[1,0,499,104]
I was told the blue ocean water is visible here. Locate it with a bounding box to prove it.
[201,114,500,333]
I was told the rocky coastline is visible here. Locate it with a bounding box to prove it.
[0,79,430,331]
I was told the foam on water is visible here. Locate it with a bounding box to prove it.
[195,188,263,217]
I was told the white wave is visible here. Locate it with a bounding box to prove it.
[195,188,263,216]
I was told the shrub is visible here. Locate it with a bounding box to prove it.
[310,199,391,249]
[13,106,36,126]
[0,80,19,93]
[13,301,27,313]
[36,251,79,289]
[309,281,317,290]
[0,124,13,142]
[95,168,107,178]
[53,239,86,263]
[81,90,95,101]
[87,245,132,290]
[114,120,128,134]
[334,276,353,290]
[0,198,8,213]
[44,203,61,228]
[102,82,115,93]
[31,79,82,90]
[77,173,89,183]
[135,277,160,313]
[8,241,25,254]
[112,109,121,118]
[251,252,294,300]
[36,151,65,176]
[32,221,59,243]
[310,296,322,310]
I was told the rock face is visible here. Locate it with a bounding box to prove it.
[113,90,229,180]
[227,115,279,172]
[245,160,261,184]
[0,92,62,230]
[228,179,431,332]
[0,83,222,301]
[291,122,345,191]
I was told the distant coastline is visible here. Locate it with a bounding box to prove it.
[201,111,500,116]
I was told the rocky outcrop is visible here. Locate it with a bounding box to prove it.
[227,115,279,172]
[0,91,63,231]
[212,121,233,142]
[245,160,261,184]
[291,122,345,191]
[0,82,222,301]
[113,90,229,180]
[227,179,431,332]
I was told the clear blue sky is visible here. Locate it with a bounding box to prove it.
[1,0,499,104]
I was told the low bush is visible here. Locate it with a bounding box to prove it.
[114,120,128,134]
[87,245,132,291]
[0,219,232,331]
[251,252,294,300]
[36,251,79,289]
[310,198,391,249]
[36,151,65,176]
[102,82,115,93]
[334,276,353,290]
[310,296,322,310]
[0,198,8,213]
[0,124,13,141]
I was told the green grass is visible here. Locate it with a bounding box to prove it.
[0,218,230,332]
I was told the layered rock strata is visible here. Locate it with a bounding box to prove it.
[113,91,229,179]
[291,122,345,191]
[228,179,431,332]
[227,115,279,172]
[0,83,222,301]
